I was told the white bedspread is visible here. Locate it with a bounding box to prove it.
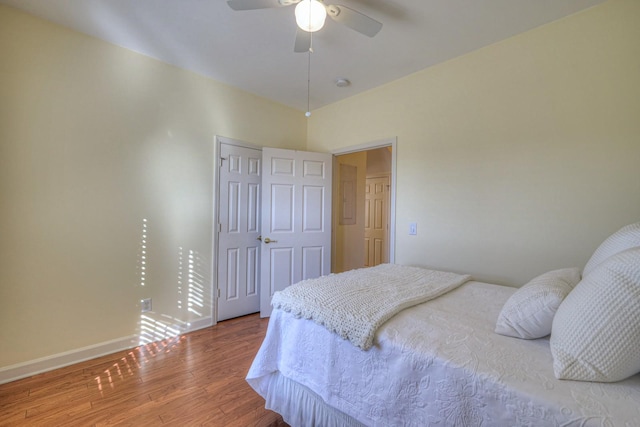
[247,281,640,427]
[271,264,470,350]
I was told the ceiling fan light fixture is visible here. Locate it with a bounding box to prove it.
[295,0,327,32]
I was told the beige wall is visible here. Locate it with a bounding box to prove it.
[366,147,392,177]
[308,0,640,285]
[0,5,306,370]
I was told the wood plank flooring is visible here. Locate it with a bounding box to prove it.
[0,314,288,426]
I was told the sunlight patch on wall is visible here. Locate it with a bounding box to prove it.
[138,313,188,345]
[177,246,185,311]
[134,218,208,347]
[187,249,205,316]
[138,218,148,287]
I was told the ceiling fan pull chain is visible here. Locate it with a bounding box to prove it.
[306,34,312,117]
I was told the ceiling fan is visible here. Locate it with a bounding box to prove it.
[227,0,383,52]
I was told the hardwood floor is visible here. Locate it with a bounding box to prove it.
[0,314,288,426]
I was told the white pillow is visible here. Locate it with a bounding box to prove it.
[495,268,581,339]
[550,247,640,382]
[583,222,640,277]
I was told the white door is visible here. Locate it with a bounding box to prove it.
[217,142,262,321]
[364,175,390,267]
[259,148,332,317]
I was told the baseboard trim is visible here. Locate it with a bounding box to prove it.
[0,316,214,385]
[187,316,215,332]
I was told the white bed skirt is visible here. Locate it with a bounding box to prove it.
[262,372,365,427]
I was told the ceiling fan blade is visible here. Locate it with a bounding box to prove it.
[326,4,382,37]
[227,0,286,11]
[294,28,312,53]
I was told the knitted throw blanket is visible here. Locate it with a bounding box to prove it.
[271,264,471,350]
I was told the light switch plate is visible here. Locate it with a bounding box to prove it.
[409,222,417,235]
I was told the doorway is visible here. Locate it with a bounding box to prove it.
[332,140,395,274]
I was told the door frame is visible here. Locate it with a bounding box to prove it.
[331,137,397,265]
[212,135,263,325]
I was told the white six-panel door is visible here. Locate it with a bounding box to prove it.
[364,175,390,267]
[217,142,262,321]
[259,148,332,317]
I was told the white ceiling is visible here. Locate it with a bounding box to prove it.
[0,0,603,112]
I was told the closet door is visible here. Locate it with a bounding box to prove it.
[259,148,332,317]
[217,142,262,321]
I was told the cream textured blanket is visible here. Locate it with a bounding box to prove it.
[271,263,471,350]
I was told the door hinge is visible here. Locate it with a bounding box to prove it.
[219,156,227,167]
[217,288,221,298]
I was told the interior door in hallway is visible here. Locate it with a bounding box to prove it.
[217,143,261,321]
[364,175,390,267]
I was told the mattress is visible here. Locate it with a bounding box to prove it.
[247,281,640,426]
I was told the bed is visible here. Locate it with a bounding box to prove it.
[247,224,640,426]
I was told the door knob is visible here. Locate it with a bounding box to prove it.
[263,237,278,244]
